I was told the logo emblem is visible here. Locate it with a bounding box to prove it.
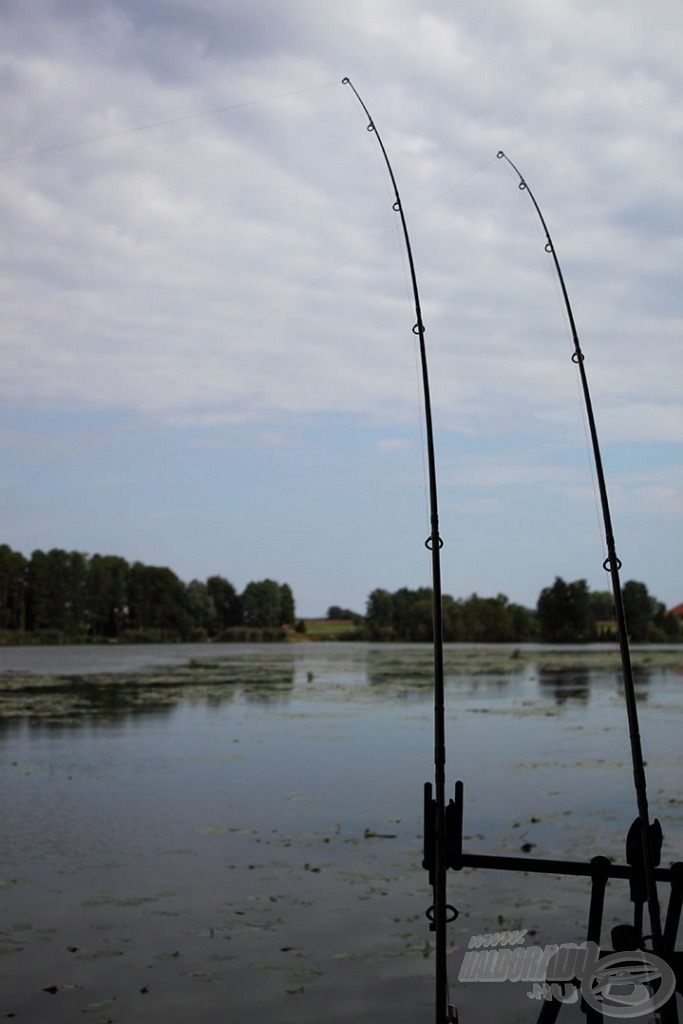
[581,951,676,1019]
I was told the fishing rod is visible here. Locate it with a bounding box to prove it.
[342,77,456,1024]
[496,150,664,957]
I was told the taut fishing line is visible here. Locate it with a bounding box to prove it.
[0,81,338,163]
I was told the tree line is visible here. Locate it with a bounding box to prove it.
[358,577,680,643]
[0,544,295,643]
[1,541,678,646]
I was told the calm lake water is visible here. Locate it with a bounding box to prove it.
[1,642,681,1024]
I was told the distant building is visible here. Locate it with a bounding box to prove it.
[666,603,683,623]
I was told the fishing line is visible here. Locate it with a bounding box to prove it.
[0,81,338,163]
[426,154,499,210]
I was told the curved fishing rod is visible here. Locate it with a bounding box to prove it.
[497,150,664,954]
[342,78,455,1024]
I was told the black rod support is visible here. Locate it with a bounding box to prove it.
[458,852,679,882]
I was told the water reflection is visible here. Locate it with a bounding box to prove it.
[2,645,681,732]
[537,667,590,704]
[367,646,434,690]
[240,672,295,703]
[0,656,297,725]
[0,644,681,1024]
[365,645,527,695]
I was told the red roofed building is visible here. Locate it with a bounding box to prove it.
[666,603,683,623]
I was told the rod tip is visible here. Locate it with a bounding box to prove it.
[341,77,350,85]
[497,150,505,159]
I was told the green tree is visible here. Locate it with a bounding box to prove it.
[461,593,520,642]
[442,594,463,641]
[242,579,283,628]
[65,551,88,634]
[589,590,614,622]
[363,586,534,642]
[327,605,360,621]
[86,555,129,637]
[508,601,538,641]
[0,544,27,632]
[26,549,73,632]
[127,562,190,637]
[537,577,592,642]
[280,583,295,625]
[206,576,242,630]
[186,580,217,635]
[392,587,432,640]
[621,580,659,642]
[408,596,434,641]
[365,588,394,639]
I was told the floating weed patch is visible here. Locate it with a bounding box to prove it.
[82,892,176,908]
[198,823,228,837]
[1,922,32,936]
[249,962,324,985]
[334,940,424,965]
[572,758,625,770]
[0,659,294,719]
[83,998,116,1012]
[2,645,682,719]
[76,948,125,961]
[509,761,562,771]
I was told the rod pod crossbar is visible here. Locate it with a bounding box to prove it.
[425,779,682,1023]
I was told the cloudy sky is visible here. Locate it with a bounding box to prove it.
[1,0,682,617]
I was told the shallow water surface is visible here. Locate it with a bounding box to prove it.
[1,643,681,1023]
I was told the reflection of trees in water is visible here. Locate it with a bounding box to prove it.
[366,647,435,695]
[366,647,522,698]
[215,653,296,702]
[5,677,203,726]
[0,657,298,723]
[537,667,590,704]
[76,678,184,717]
[631,663,655,687]
[239,666,295,703]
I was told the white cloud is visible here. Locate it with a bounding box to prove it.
[1,0,681,609]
